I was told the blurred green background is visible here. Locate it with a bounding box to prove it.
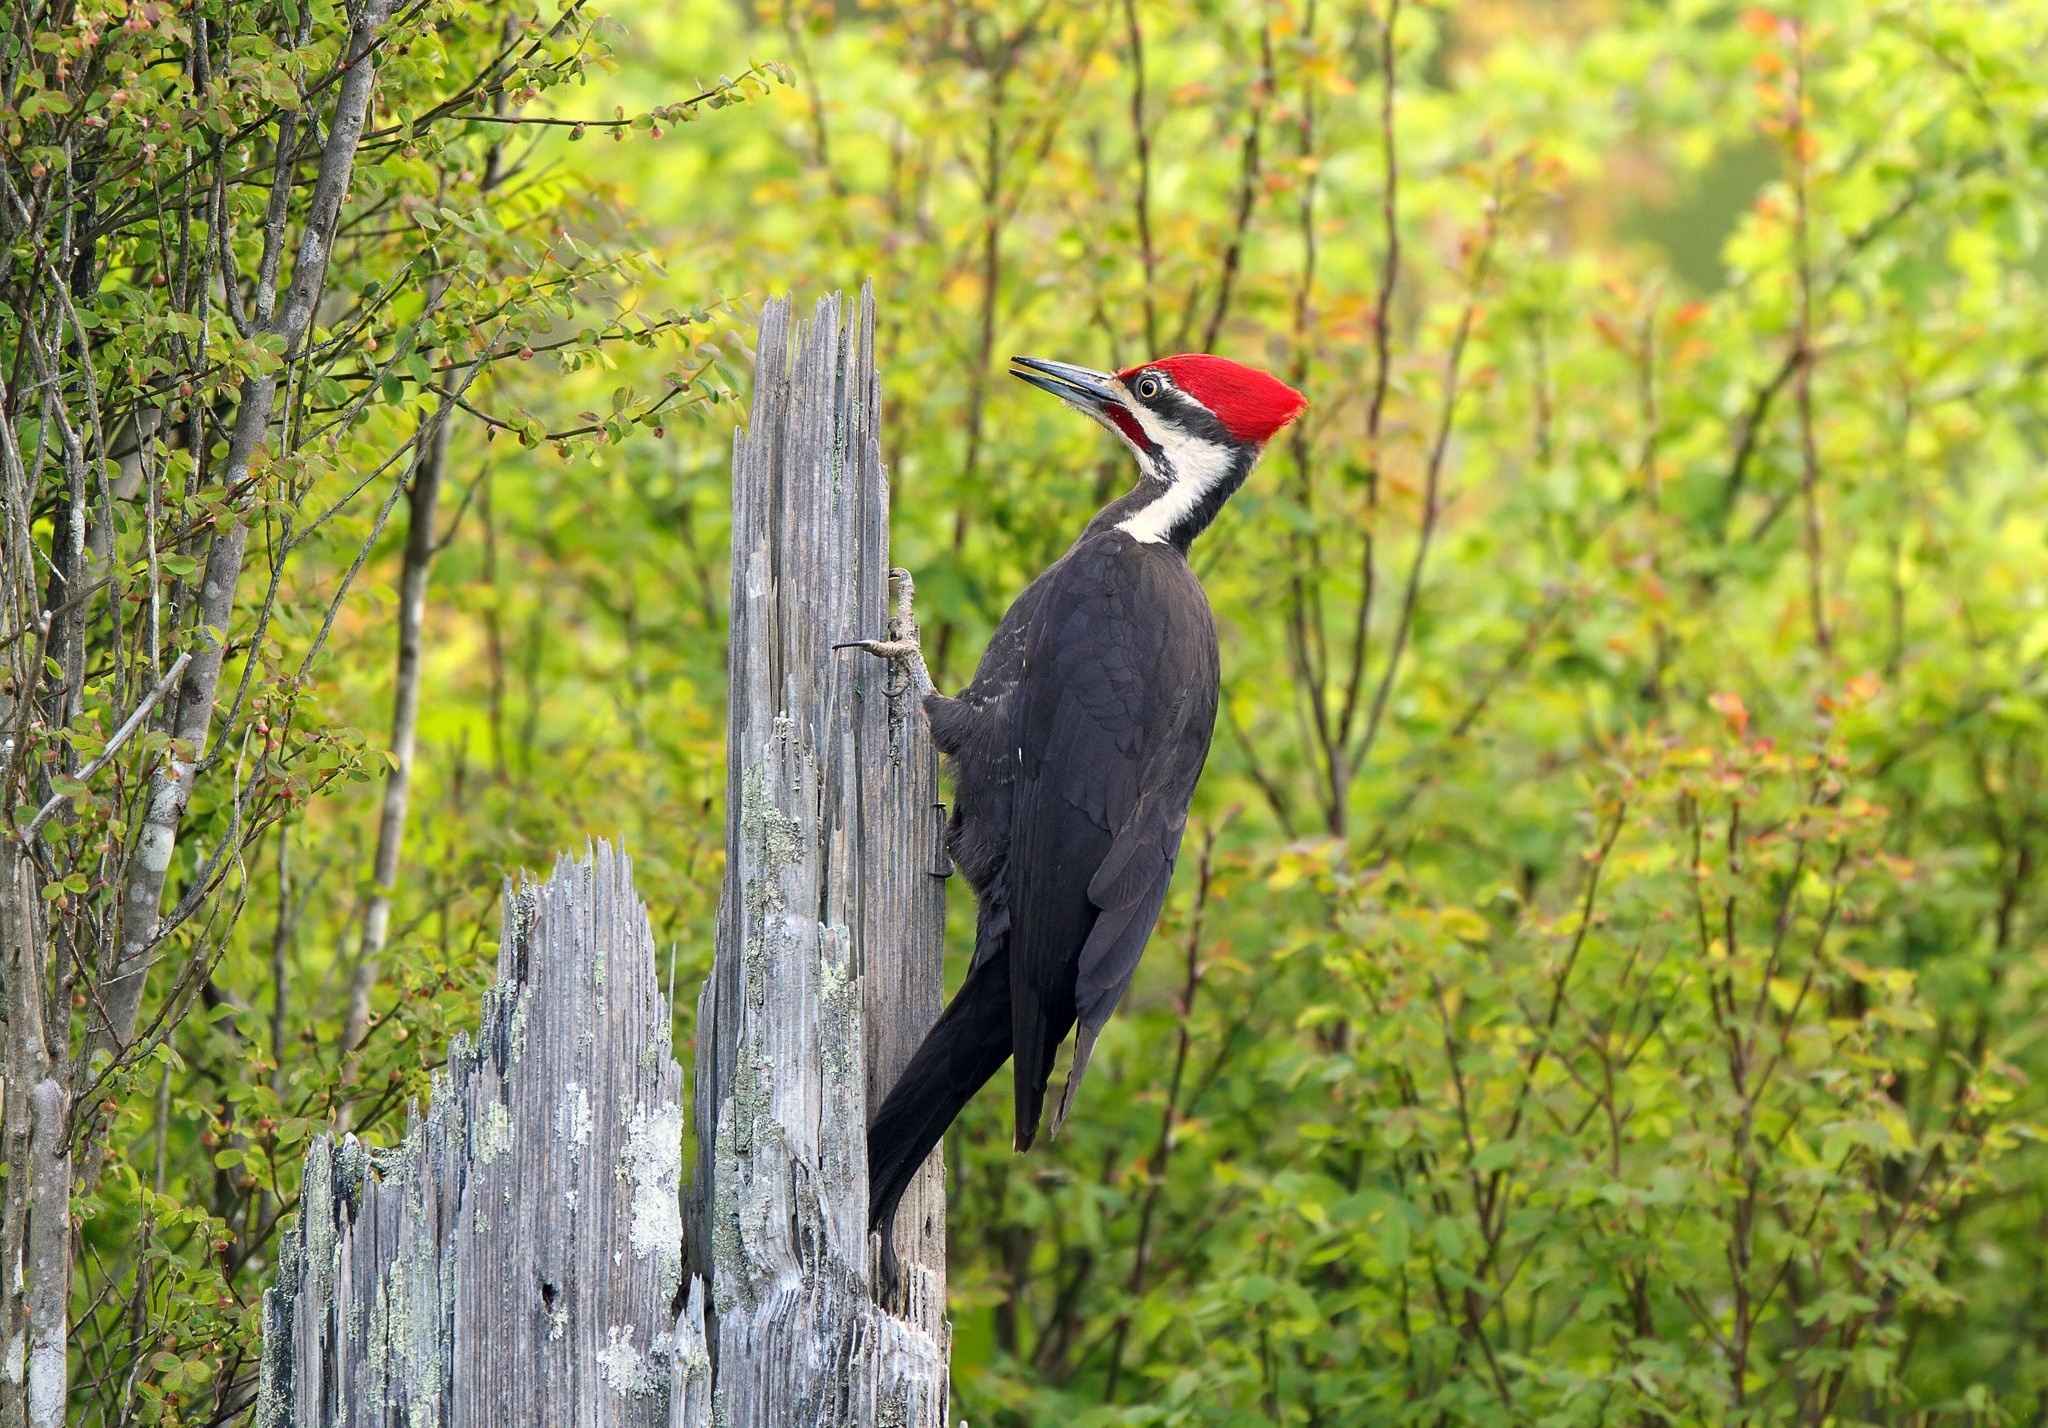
[57,0,2048,1422]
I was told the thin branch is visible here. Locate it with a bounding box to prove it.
[1787,17,1832,660]
[17,653,191,843]
[1351,182,1503,775]
[1122,0,1158,354]
[1337,0,1402,752]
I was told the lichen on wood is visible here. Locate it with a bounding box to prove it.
[258,844,688,1427]
[683,288,949,1424]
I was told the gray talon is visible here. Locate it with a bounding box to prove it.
[837,569,935,701]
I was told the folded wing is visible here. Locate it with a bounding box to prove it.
[1005,533,1220,1149]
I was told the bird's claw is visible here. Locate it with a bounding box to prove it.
[833,636,927,699]
[834,637,922,661]
[834,568,934,700]
[928,799,953,878]
[885,567,917,631]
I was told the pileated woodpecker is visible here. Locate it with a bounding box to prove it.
[843,353,1306,1285]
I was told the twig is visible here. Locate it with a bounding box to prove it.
[1787,17,1832,659]
[1281,0,1335,832]
[1337,0,1403,753]
[1195,2,1274,354]
[1102,813,1235,1401]
[1123,0,1158,354]
[17,654,191,844]
[1351,179,1504,775]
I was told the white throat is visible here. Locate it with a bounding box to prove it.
[1116,413,1235,545]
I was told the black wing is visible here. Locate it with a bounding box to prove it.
[1005,531,1220,1149]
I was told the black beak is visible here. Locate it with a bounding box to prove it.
[1010,356,1123,413]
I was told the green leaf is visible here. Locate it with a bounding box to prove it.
[1472,1142,1517,1173]
[21,88,73,119]
[1236,1274,1278,1305]
[1376,1201,1411,1267]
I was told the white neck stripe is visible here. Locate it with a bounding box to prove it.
[1118,413,1235,544]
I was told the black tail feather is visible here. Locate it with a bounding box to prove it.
[867,952,1015,1284]
[1009,987,1075,1154]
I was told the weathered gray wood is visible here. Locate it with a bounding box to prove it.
[829,290,949,1324]
[260,288,949,1426]
[258,844,689,1427]
[685,287,949,1424]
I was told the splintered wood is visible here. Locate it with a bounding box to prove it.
[691,290,950,1423]
[258,846,693,1428]
[259,290,948,1425]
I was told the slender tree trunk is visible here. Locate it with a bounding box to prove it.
[83,0,396,1108]
[1,848,67,1428]
[341,76,511,1074]
[340,363,453,1068]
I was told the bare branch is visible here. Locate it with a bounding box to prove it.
[17,652,191,843]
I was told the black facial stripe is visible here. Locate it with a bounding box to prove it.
[1137,374,1237,448]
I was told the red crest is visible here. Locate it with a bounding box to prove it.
[1121,354,1308,443]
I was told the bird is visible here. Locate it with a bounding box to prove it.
[840,352,1306,1289]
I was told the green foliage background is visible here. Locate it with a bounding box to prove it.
[19,0,2048,1421]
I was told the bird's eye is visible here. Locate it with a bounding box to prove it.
[1136,376,1160,400]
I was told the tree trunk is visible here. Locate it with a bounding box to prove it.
[258,845,690,1427]
[685,288,949,1421]
[1,848,68,1428]
[86,0,397,1106]
[259,290,950,1423]
[339,343,453,1069]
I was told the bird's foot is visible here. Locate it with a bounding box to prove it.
[834,567,935,701]
[836,577,953,878]
[838,636,921,660]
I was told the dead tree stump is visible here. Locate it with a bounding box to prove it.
[257,845,690,1428]
[688,289,949,1422]
[259,289,950,1425]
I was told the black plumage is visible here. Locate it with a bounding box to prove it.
[860,352,1304,1287]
